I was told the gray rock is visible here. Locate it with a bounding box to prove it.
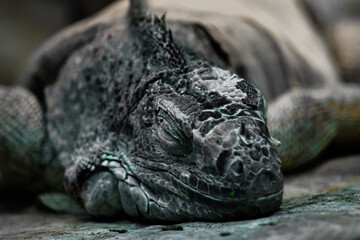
[1,155,360,240]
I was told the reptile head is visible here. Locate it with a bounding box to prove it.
[130,64,283,220]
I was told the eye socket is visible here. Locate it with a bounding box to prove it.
[157,112,183,141]
[156,110,192,155]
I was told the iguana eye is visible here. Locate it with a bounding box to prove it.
[156,110,192,155]
[157,112,182,141]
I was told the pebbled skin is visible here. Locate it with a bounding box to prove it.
[1,0,360,221]
[0,86,61,191]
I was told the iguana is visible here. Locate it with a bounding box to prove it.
[0,0,359,221]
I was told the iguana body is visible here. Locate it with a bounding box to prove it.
[0,0,359,221]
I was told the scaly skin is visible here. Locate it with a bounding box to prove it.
[0,86,61,191]
[269,85,360,170]
[0,0,360,221]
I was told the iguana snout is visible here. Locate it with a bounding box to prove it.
[196,118,283,190]
[189,109,283,217]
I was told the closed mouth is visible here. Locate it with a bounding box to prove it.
[253,189,283,203]
[173,173,283,204]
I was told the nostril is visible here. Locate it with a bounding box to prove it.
[240,122,246,135]
[230,161,243,175]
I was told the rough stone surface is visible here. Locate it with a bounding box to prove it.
[1,154,360,239]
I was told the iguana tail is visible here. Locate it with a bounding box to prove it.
[0,85,62,191]
[268,84,360,171]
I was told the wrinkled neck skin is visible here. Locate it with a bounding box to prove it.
[64,16,283,221]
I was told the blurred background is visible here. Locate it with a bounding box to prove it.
[301,0,360,84]
[0,0,359,86]
[0,0,116,86]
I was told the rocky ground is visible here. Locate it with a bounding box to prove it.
[1,154,360,240]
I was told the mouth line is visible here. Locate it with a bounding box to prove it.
[254,189,284,201]
[175,176,283,203]
[134,160,283,203]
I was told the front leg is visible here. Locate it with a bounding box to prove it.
[268,84,360,171]
[64,151,123,217]
[64,150,163,219]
